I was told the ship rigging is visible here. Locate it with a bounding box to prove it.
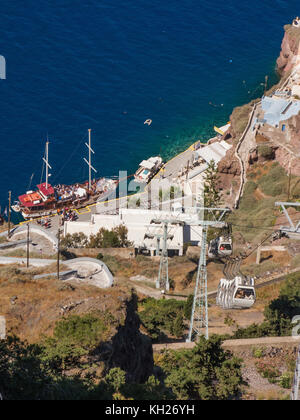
[12,130,118,220]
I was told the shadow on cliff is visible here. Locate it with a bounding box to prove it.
[101,290,154,384]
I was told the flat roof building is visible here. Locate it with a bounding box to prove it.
[64,208,203,256]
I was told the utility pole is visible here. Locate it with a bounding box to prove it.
[8,191,11,237]
[288,165,292,201]
[26,223,30,268]
[57,228,61,280]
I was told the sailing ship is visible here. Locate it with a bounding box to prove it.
[12,130,118,220]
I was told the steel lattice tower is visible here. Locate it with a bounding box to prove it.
[146,218,184,292]
[157,222,170,291]
[185,207,230,342]
[187,227,208,340]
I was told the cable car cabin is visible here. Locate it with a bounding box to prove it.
[208,236,233,259]
[232,285,256,309]
[216,276,256,310]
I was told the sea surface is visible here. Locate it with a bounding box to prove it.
[0,0,299,215]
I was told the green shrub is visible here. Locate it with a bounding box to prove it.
[53,315,108,349]
[139,298,186,340]
[41,315,110,370]
[61,225,133,249]
[244,181,257,196]
[60,232,88,249]
[258,145,274,159]
[278,372,293,389]
[101,255,121,275]
[158,335,245,400]
[252,347,265,358]
[239,195,257,212]
[256,361,280,381]
[231,103,252,136]
[257,164,287,197]
[184,295,194,320]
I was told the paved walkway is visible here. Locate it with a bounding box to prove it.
[152,146,195,182]
[0,256,56,267]
[0,255,114,288]
[153,336,300,352]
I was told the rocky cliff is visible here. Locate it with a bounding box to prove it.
[217,21,300,209]
[277,24,300,75]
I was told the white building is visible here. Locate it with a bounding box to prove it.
[64,208,203,256]
[194,140,232,165]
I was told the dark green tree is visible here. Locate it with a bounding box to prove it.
[88,225,132,248]
[160,335,244,400]
[0,336,92,400]
[204,160,222,209]
[139,298,186,341]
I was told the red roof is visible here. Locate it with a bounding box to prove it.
[37,183,54,197]
[19,192,43,208]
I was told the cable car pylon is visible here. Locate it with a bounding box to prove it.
[186,207,230,342]
[148,218,185,291]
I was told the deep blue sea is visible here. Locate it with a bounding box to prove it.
[0,0,299,214]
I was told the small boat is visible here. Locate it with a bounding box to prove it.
[12,130,118,220]
[134,156,163,184]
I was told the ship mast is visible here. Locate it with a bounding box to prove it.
[43,140,52,189]
[84,128,97,190]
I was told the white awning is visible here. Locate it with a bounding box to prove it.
[76,187,87,197]
[195,141,232,164]
[139,160,156,170]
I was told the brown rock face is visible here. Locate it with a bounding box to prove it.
[248,148,258,164]
[289,113,300,151]
[218,148,241,176]
[275,148,300,176]
[277,26,300,75]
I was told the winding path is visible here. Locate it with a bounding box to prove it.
[0,255,114,288]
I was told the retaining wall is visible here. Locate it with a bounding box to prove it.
[68,247,135,259]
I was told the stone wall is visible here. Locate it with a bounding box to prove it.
[68,247,135,259]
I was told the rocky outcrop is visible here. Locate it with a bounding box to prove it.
[218,148,241,176]
[288,113,300,150]
[275,149,300,176]
[107,292,154,383]
[277,24,300,75]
